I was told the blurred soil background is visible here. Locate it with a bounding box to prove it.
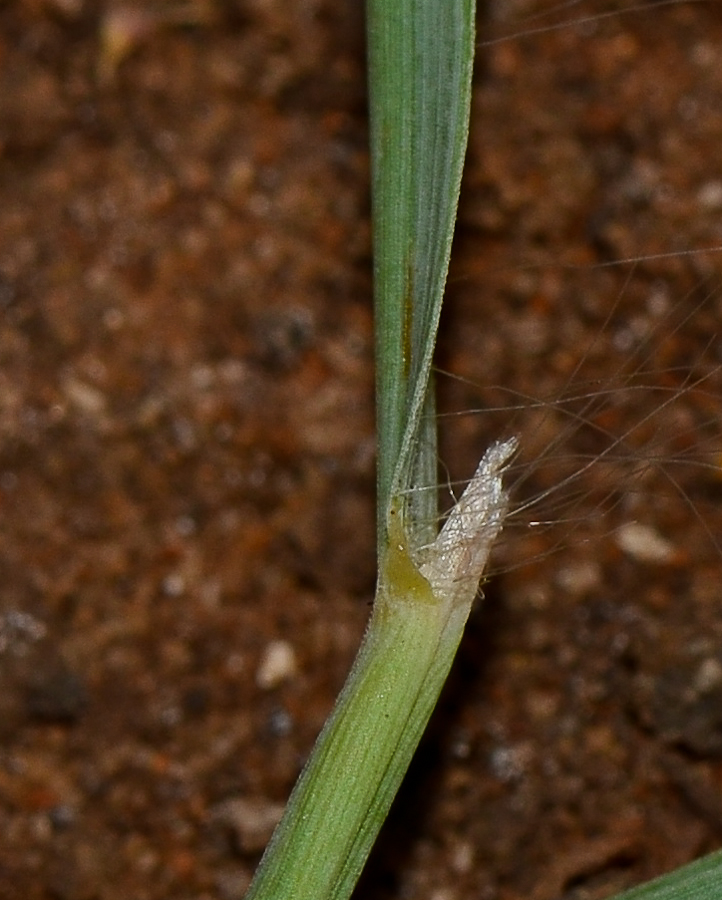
[2,1,722,899]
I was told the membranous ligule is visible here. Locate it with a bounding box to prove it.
[383,503,437,606]
[381,438,517,613]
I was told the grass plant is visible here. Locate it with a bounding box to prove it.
[244,2,722,899]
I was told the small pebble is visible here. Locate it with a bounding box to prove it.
[697,180,722,210]
[256,640,297,689]
[267,707,293,737]
[25,665,88,724]
[556,561,600,595]
[695,657,722,693]
[162,573,185,598]
[64,378,107,416]
[210,796,285,854]
[615,522,675,563]
[451,840,474,875]
[214,864,252,900]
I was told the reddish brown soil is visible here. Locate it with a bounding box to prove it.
[2,2,722,899]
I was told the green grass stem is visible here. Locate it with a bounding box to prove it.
[245,3,482,898]
[244,527,470,900]
[245,441,515,900]
[242,0,722,897]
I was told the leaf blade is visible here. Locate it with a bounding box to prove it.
[369,0,476,541]
[608,850,722,900]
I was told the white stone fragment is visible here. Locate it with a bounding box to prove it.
[615,521,675,563]
[256,640,297,689]
[418,438,517,606]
